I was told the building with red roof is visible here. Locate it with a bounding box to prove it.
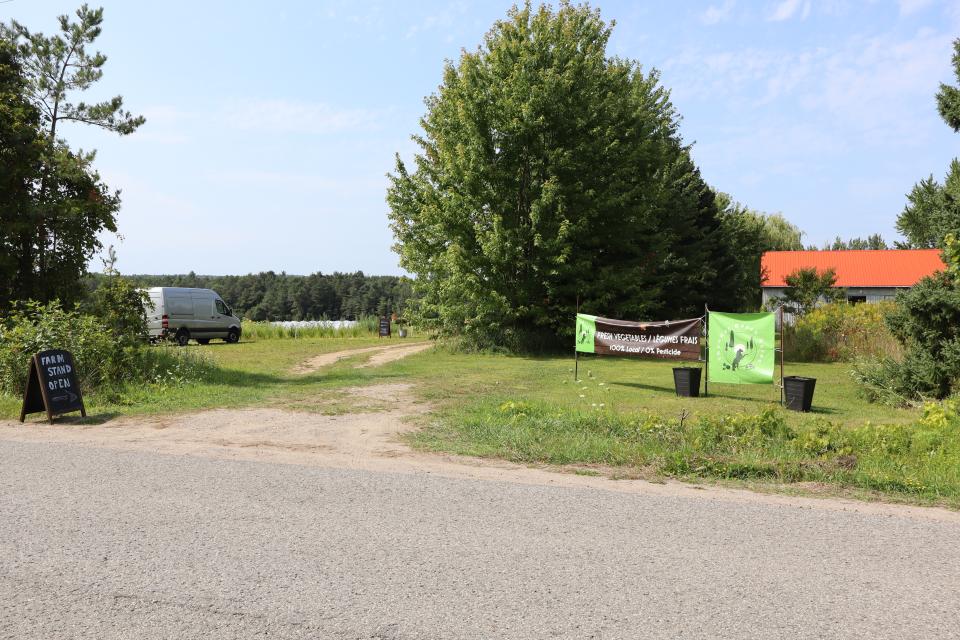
[761,249,946,307]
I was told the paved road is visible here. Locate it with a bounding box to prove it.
[2,440,959,639]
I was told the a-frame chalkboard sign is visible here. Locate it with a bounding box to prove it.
[378,316,391,338]
[19,349,86,424]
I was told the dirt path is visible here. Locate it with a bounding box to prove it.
[3,381,959,524]
[290,341,430,374]
[357,342,434,368]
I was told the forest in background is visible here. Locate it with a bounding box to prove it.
[89,272,414,321]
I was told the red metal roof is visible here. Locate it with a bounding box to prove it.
[761,250,945,288]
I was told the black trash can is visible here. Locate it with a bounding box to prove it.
[783,376,816,412]
[673,367,702,398]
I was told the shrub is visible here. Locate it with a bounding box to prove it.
[785,302,900,362]
[83,270,148,346]
[0,301,120,394]
[0,301,210,397]
[852,272,960,404]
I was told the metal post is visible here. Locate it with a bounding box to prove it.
[703,304,709,397]
[575,350,579,382]
[779,305,785,406]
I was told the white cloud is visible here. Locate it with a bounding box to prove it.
[662,22,955,205]
[768,0,811,21]
[221,99,388,135]
[898,0,935,16]
[700,0,736,25]
[665,26,952,139]
[405,2,468,40]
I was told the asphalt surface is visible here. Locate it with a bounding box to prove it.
[2,440,960,639]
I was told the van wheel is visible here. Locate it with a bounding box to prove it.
[175,330,190,346]
[225,329,240,344]
[197,338,210,345]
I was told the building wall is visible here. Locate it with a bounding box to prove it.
[761,286,905,308]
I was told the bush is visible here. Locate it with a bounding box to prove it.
[785,302,901,362]
[0,301,211,397]
[852,272,960,404]
[83,270,148,345]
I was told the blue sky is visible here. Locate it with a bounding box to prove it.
[5,1,960,275]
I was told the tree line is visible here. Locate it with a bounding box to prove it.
[99,272,414,321]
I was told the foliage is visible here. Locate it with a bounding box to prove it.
[851,272,960,404]
[9,5,144,138]
[937,38,960,133]
[856,40,960,406]
[785,302,901,362]
[896,39,960,248]
[777,267,845,316]
[0,40,43,311]
[388,2,749,351]
[715,193,805,310]
[0,6,142,309]
[944,232,960,276]
[105,271,414,321]
[757,212,805,251]
[896,160,960,249]
[812,234,889,250]
[0,301,211,397]
[81,248,148,345]
[414,397,960,503]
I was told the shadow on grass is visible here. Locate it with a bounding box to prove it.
[700,390,779,406]
[610,380,676,394]
[203,363,406,391]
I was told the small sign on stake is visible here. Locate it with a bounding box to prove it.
[19,349,86,424]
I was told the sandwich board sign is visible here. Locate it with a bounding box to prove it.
[19,349,86,424]
[379,316,391,338]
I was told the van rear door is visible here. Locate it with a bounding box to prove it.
[146,292,163,337]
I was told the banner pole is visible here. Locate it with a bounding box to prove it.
[703,304,709,398]
[779,305,785,406]
[575,294,580,382]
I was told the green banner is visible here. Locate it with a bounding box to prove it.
[708,312,775,385]
[575,314,597,354]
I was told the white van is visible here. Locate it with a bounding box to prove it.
[145,287,242,345]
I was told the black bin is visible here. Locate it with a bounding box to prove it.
[783,376,816,412]
[672,367,702,397]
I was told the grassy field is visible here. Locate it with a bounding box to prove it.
[6,335,959,507]
[0,336,413,420]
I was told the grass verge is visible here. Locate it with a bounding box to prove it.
[411,397,960,507]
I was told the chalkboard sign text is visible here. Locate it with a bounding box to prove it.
[20,349,86,424]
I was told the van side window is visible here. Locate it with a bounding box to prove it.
[215,300,228,315]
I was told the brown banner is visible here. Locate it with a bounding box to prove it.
[592,317,702,360]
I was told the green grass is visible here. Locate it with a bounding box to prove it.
[7,336,956,507]
[1,335,417,420]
